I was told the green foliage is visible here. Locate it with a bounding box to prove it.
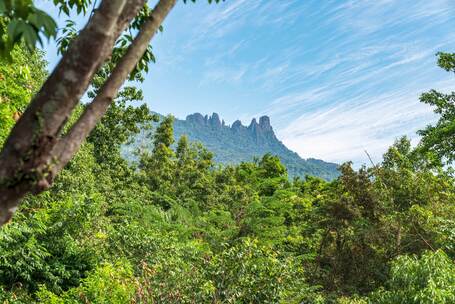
[140,115,177,192]
[311,137,455,296]
[437,52,455,73]
[370,250,455,304]
[210,238,309,303]
[1,44,455,303]
[0,0,56,57]
[36,261,136,304]
[0,192,108,294]
[418,52,455,164]
[52,0,93,16]
[87,86,156,165]
[258,153,287,178]
[0,46,47,147]
[153,115,175,149]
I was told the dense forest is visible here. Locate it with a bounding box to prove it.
[1,43,454,303]
[125,112,339,180]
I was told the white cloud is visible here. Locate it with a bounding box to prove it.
[199,65,248,85]
[278,80,453,165]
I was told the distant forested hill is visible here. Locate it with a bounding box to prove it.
[127,112,339,180]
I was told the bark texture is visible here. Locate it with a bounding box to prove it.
[0,0,176,225]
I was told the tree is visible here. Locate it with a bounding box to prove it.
[418,52,455,165]
[0,0,221,225]
[139,115,176,192]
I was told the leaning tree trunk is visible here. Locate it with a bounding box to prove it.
[0,0,177,225]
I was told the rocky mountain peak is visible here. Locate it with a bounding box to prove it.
[248,118,258,129]
[186,113,275,138]
[186,113,206,125]
[259,116,272,131]
[208,112,222,129]
[231,119,244,131]
[186,112,225,130]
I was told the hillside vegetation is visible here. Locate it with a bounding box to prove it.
[0,47,454,303]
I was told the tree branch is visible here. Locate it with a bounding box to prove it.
[0,1,126,173]
[53,0,177,172]
[0,0,148,225]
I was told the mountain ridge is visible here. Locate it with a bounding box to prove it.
[130,112,340,180]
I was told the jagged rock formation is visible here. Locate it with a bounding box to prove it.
[128,112,339,180]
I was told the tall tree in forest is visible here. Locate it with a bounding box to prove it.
[140,115,176,192]
[418,52,455,165]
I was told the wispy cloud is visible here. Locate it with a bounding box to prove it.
[278,81,453,164]
[199,65,248,85]
[40,0,451,166]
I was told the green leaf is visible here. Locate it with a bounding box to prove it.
[20,23,39,49]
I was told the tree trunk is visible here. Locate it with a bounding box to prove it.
[0,0,176,225]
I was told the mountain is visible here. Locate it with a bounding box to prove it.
[128,112,339,180]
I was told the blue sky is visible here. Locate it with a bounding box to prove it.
[38,0,455,165]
